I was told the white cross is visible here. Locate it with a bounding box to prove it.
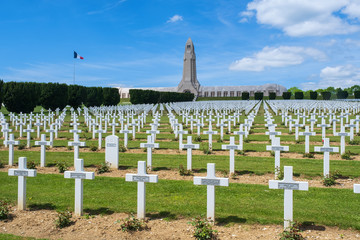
[120,125,131,148]
[292,121,303,141]
[331,118,339,135]
[299,126,316,153]
[193,163,229,222]
[140,135,159,170]
[203,124,218,151]
[314,138,339,176]
[4,134,19,166]
[146,125,160,142]
[16,121,25,138]
[64,159,95,216]
[180,136,199,170]
[216,120,227,140]
[45,124,56,147]
[269,166,308,230]
[265,126,281,143]
[354,115,360,133]
[34,119,42,139]
[35,134,52,167]
[69,123,82,140]
[234,124,246,150]
[194,120,203,136]
[345,119,356,141]
[266,137,289,178]
[68,134,86,165]
[2,123,12,148]
[8,157,37,210]
[23,124,34,148]
[221,137,241,174]
[176,124,188,150]
[317,120,330,139]
[95,126,107,150]
[334,125,349,155]
[125,161,158,219]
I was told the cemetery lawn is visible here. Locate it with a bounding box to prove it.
[0,233,46,240]
[1,171,360,230]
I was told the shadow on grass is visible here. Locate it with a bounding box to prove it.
[28,203,56,211]
[46,163,57,167]
[152,167,171,171]
[216,215,247,226]
[235,170,255,175]
[192,168,207,173]
[147,211,177,220]
[300,222,326,231]
[118,165,132,170]
[83,207,114,216]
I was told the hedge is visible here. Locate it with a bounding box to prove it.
[269,92,276,100]
[294,92,304,99]
[336,91,348,99]
[282,92,291,100]
[129,89,194,104]
[310,91,318,100]
[355,91,360,99]
[254,92,263,100]
[241,92,250,100]
[321,91,331,100]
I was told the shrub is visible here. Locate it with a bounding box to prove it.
[90,145,98,152]
[302,153,314,158]
[349,140,360,145]
[203,148,212,155]
[269,92,276,100]
[194,136,202,142]
[119,214,148,232]
[119,145,127,152]
[216,138,223,143]
[309,91,318,100]
[254,92,263,100]
[55,209,73,228]
[294,91,304,99]
[241,92,249,100]
[236,150,245,155]
[321,91,331,100]
[336,90,348,99]
[341,151,352,160]
[323,174,336,187]
[56,162,68,173]
[18,143,26,150]
[280,221,305,240]
[179,165,193,176]
[276,167,283,180]
[96,162,110,174]
[67,145,73,151]
[27,160,37,169]
[0,200,11,220]
[282,92,291,100]
[0,162,4,168]
[189,216,218,240]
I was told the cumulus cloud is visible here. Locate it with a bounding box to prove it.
[167,15,183,23]
[240,0,360,37]
[301,64,360,90]
[229,46,326,71]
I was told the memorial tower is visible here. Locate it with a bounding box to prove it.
[177,38,200,95]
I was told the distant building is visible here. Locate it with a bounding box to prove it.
[118,38,287,99]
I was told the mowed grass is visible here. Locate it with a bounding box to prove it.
[2,150,360,178]
[1,172,360,229]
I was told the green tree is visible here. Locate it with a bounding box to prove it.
[287,87,302,95]
[294,91,304,99]
[269,92,276,100]
[3,82,37,113]
[68,85,87,108]
[241,92,249,100]
[310,91,318,100]
[103,87,119,106]
[282,92,292,100]
[0,79,4,107]
[254,92,263,100]
[40,83,68,110]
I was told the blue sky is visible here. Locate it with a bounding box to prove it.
[1,0,360,90]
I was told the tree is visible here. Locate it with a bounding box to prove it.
[321,91,331,100]
[294,91,304,99]
[68,85,87,108]
[103,87,119,106]
[336,90,348,99]
[254,92,263,100]
[3,82,37,113]
[0,79,4,107]
[282,92,292,100]
[310,91,318,100]
[287,87,302,95]
[40,83,68,110]
[354,91,360,99]
[269,92,276,100]
[241,92,249,100]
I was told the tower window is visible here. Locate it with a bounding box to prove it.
[187,45,191,49]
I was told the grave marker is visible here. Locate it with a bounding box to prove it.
[105,135,119,169]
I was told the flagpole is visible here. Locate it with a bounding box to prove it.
[73,59,76,85]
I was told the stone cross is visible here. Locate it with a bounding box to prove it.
[193,163,229,222]
[317,119,330,139]
[299,126,316,153]
[16,121,25,138]
[176,124,188,150]
[354,115,360,133]
[234,124,246,150]
[68,134,86,165]
[293,120,303,141]
[345,119,356,141]
[120,125,131,149]
[34,119,42,139]
[331,118,339,135]
[146,125,160,142]
[140,135,159,170]
[95,126,107,150]
[266,137,289,178]
[216,120,227,140]
[314,138,339,176]
[8,157,37,210]
[265,126,281,143]
[2,123,12,148]
[334,125,349,155]
[35,134,52,167]
[125,161,158,219]
[4,134,19,166]
[180,136,199,170]
[45,124,56,147]
[221,137,241,174]
[69,123,82,140]
[23,124,34,148]
[194,120,203,136]
[64,158,95,216]
[105,135,119,169]
[203,124,218,151]
[269,166,308,230]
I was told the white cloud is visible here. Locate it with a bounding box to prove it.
[87,0,126,15]
[229,46,326,71]
[301,64,360,90]
[167,15,183,23]
[241,0,360,37]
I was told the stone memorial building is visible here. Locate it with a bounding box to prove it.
[118,38,287,99]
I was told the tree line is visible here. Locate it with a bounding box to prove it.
[0,80,119,113]
[129,89,194,104]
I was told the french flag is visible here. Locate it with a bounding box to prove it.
[74,51,84,59]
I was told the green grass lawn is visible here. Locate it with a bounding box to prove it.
[1,172,360,229]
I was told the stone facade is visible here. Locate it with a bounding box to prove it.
[117,38,287,99]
